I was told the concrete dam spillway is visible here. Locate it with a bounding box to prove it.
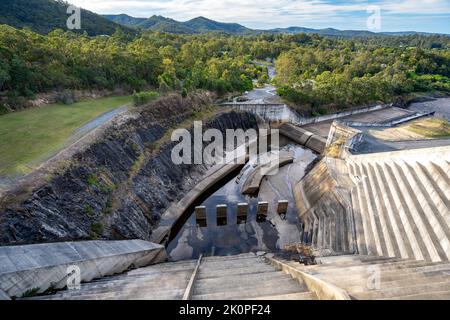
[0,94,449,300]
[166,144,317,261]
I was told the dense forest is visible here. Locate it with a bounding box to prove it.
[0,0,133,36]
[275,36,450,112]
[0,23,449,114]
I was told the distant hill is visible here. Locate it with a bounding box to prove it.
[0,0,132,36]
[104,13,443,37]
[269,27,381,37]
[183,16,250,34]
[270,27,434,37]
[1,0,441,38]
[104,14,252,34]
[102,13,147,27]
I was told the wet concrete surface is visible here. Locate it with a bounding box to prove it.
[353,98,450,154]
[353,133,450,154]
[167,144,317,261]
[301,107,414,138]
[408,97,450,121]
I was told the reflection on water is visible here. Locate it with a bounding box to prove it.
[167,144,317,261]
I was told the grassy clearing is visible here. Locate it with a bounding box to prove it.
[369,117,450,141]
[0,96,132,177]
[405,117,450,138]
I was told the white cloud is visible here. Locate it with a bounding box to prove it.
[68,0,450,31]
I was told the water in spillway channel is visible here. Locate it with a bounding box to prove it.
[167,144,317,261]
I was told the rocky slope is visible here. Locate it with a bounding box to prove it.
[0,94,258,245]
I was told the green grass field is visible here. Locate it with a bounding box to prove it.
[0,96,132,177]
[406,117,450,138]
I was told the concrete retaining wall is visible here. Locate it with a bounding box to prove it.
[299,104,387,126]
[151,161,245,244]
[223,103,304,125]
[293,157,356,253]
[223,103,389,127]
[326,121,363,159]
[0,240,167,298]
[280,123,327,154]
[265,255,350,300]
[339,110,435,128]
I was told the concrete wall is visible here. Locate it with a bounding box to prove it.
[0,240,167,298]
[326,121,363,159]
[223,103,388,127]
[339,110,435,128]
[298,104,387,126]
[293,157,356,253]
[223,103,304,125]
[280,123,327,154]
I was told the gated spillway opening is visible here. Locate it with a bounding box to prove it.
[166,143,317,261]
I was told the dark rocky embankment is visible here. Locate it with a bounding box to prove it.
[0,93,258,245]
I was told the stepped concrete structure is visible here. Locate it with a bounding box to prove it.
[294,119,450,265]
[31,253,317,300]
[268,254,450,300]
[2,106,449,301]
[192,254,315,300]
[347,148,450,262]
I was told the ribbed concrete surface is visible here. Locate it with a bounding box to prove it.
[294,146,450,263]
[31,253,317,300]
[348,154,450,263]
[297,255,450,300]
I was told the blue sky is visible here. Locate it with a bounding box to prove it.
[70,0,450,33]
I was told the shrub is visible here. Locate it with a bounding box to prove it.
[91,222,104,236]
[133,91,160,106]
[57,90,77,105]
[84,204,94,217]
[0,103,8,115]
[87,174,100,188]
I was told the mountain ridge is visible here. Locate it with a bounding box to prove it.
[103,13,446,37]
[0,0,446,37]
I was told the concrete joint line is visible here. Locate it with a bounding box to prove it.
[182,254,203,300]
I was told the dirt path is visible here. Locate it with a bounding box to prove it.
[67,105,129,144]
